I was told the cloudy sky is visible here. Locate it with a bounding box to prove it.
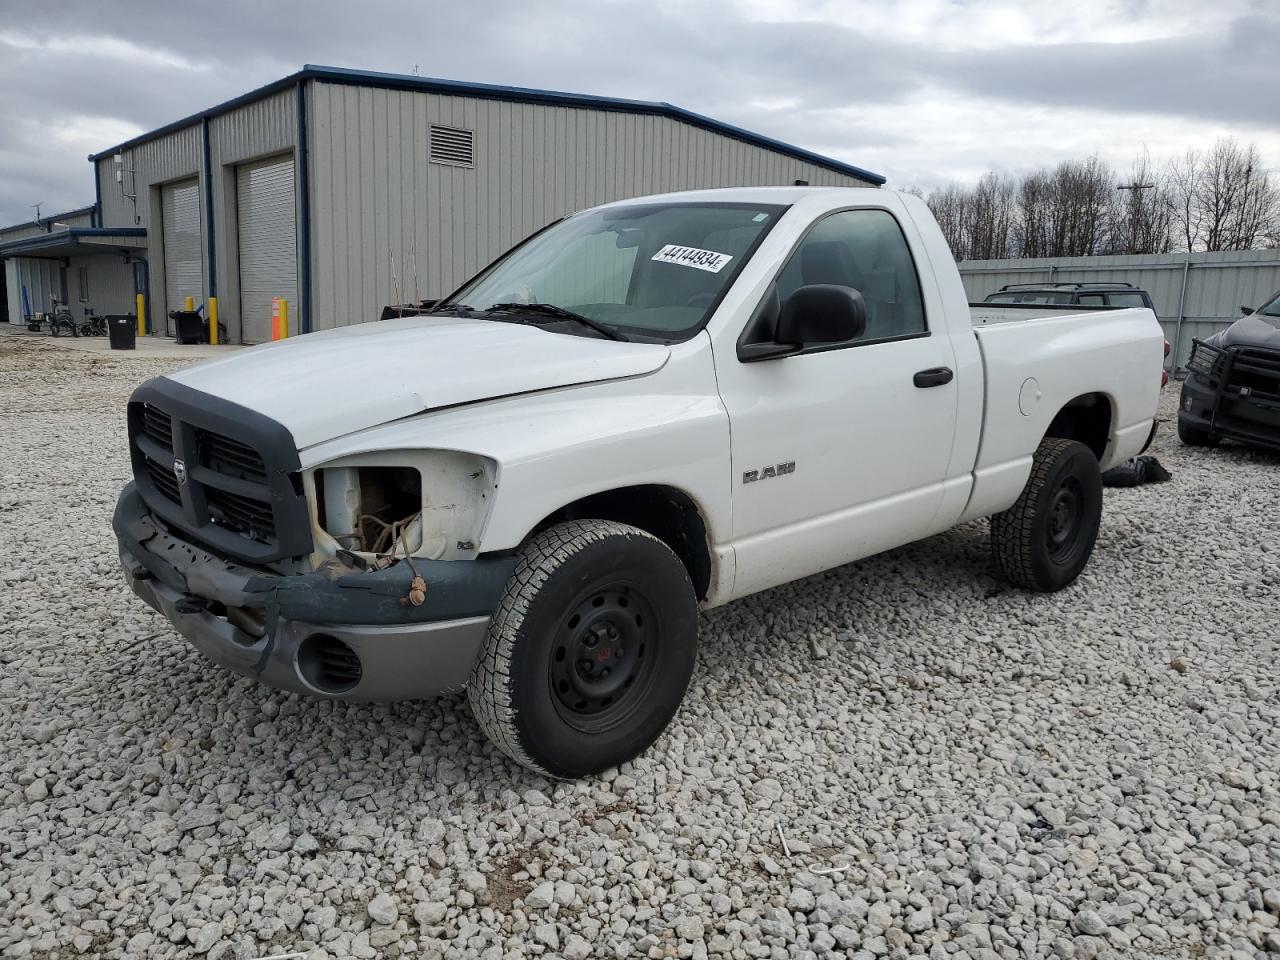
[1,0,1277,225]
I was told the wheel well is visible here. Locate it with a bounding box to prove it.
[1045,393,1112,460]
[529,485,712,600]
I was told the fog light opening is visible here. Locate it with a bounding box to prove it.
[297,633,362,694]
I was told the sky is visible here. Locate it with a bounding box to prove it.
[0,0,1277,226]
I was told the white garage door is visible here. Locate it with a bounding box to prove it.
[237,156,297,344]
[161,179,203,321]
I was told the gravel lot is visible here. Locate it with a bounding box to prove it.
[1,330,1278,960]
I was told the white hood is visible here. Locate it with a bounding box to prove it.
[167,316,670,449]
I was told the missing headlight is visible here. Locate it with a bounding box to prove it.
[315,465,422,553]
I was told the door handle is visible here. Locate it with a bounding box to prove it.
[913,367,953,388]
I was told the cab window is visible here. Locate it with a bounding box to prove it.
[776,209,927,342]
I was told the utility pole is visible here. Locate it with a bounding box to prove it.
[1117,182,1154,253]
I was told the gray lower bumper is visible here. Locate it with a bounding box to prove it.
[121,549,490,700]
[113,481,515,702]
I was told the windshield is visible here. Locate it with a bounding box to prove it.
[1259,292,1280,320]
[438,201,787,341]
[985,291,1075,305]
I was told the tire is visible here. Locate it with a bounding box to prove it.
[991,438,1103,593]
[1177,418,1219,447]
[469,519,698,778]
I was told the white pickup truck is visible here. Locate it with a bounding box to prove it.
[115,187,1163,777]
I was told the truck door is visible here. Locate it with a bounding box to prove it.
[715,205,959,597]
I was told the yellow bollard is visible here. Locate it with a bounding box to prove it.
[208,297,219,345]
[184,296,194,311]
[136,294,146,337]
[279,299,289,339]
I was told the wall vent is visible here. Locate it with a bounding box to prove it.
[429,124,475,168]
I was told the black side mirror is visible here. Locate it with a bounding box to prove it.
[1241,305,1254,316]
[777,284,867,346]
[736,283,868,362]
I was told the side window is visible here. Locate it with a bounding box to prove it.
[776,209,926,341]
[1076,294,1106,306]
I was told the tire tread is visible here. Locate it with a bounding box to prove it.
[468,519,684,777]
[991,437,1088,591]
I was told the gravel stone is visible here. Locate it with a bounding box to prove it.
[1,341,1277,960]
[366,892,398,925]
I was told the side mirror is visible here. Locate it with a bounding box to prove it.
[776,284,867,346]
[1241,305,1254,316]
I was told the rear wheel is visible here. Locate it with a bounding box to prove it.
[991,438,1103,592]
[1177,418,1219,448]
[469,520,698,778]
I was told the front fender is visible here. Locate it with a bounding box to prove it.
[298,336,733,563]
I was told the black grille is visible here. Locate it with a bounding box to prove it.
[142,405,173,450]
[146,460,182,504]
[206,487,276,541]
[199,429,267,482]
[1227,348,1280,402]
[127,380,313,564]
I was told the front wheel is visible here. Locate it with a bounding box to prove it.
[991,438,1103,592]
[469,520,698,778]
[1177,418,1219,448]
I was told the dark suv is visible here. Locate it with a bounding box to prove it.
[983,282,1155,310]
[1178,290,1280,452]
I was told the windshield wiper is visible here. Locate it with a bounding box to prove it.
[428,301,476,315]
[484,302,628,342]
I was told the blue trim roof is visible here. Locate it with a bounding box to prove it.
[0,227,146,258]
[88,65,885,185]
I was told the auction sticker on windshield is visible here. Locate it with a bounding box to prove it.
[651,244,733,273]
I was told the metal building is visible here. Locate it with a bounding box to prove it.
[72,64,882,343]
[0,206,143,327]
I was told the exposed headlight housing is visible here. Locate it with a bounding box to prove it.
[305,450,496,563]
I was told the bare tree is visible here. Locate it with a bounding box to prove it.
[925,182,971,261]
[1169,138,1280,251]
[1110,150,1173,254]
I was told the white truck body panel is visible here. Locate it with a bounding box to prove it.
[143,186,1164,608]
[169,315,670,449]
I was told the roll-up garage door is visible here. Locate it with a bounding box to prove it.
[161,179,203,322]
[237,156,297,344]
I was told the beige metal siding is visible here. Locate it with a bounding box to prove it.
[308,81,875,332]
[4,259,20,324]
[209,89,299,340]
[11,258,63,317]
[236,156,298,343]
[161,179,203,319]
[66,254,137,317]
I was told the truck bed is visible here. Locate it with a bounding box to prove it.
[969,302,1124,326]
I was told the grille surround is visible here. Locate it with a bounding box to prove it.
[127,378,312,564]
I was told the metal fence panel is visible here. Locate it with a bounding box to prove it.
[958,250,1280,370]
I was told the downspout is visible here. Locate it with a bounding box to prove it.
[1170,256,1191,375]
[296,79,312,334]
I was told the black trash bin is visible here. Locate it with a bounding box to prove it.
[170,309,205,345]
[107,315,137,351]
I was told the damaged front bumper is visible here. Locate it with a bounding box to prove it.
[1180,364,1280,453]
[113,482,516,700]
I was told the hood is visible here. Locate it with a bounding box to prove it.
[1208,313,1280,351]
[167,316,670,449]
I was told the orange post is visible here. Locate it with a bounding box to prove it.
[271,297,281,341]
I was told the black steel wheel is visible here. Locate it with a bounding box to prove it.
[469,520,698,778]
[549,585,659,729]
[992,437,1103,592]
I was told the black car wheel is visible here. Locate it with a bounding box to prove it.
[1177,417,1219,447]
[469,520,698,778]
[991,438,1103,592]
